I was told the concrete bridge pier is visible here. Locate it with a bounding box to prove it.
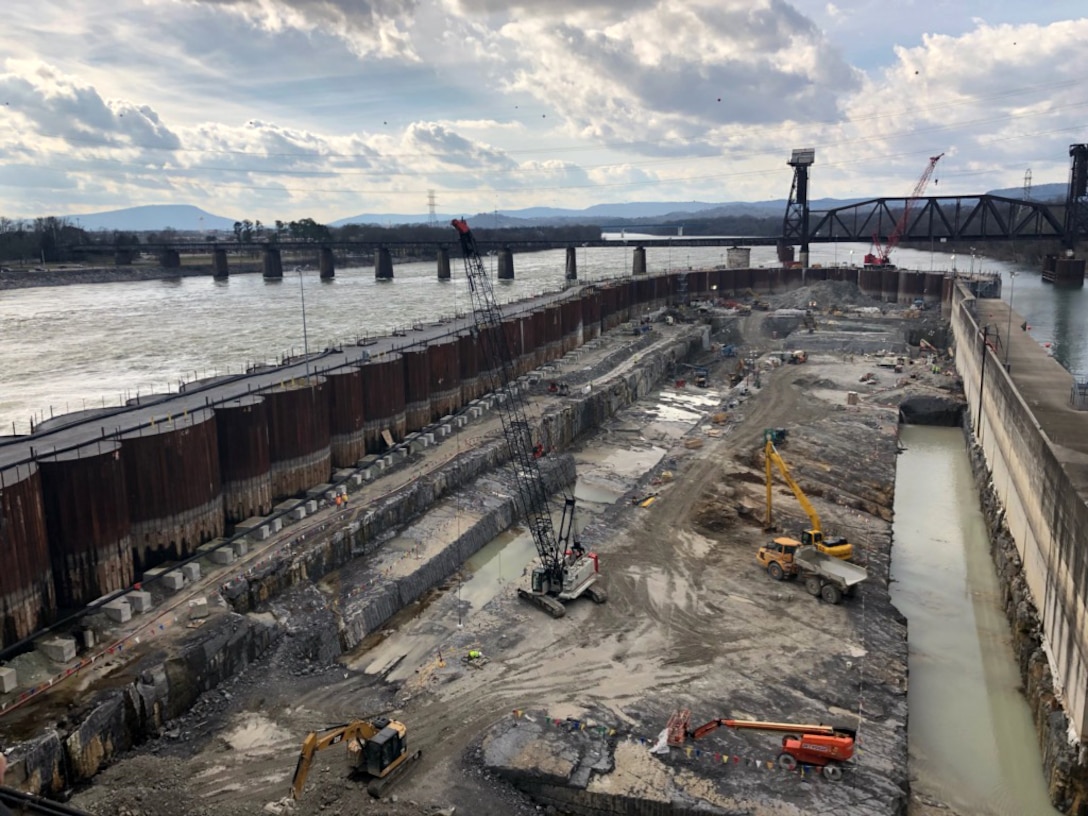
[565,246,577,281]
[437,247,451,280]
[632,246,647,275]
[319,247,335,280]
[497,247,515,280]
[375,247,394,280]
[159,248,181,269]
[212,248,229,279]
[262,247,283,279]
[114,249,136,266]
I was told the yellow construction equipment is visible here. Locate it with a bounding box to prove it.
[762,431,852,560]
[291,717,422,801]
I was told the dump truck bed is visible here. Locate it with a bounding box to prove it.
[794,547,868,587]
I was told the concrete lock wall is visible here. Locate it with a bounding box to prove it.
[951,283,1088,741]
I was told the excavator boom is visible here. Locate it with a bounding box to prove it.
[291,718,418,801]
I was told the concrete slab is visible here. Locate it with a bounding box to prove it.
[103,599,131,624]
[307,483,334,499]
[234,516,269,533]
[188,597,209,620]
[129,591,153,613]
[198,542,234,565]
[141,566,170,584]
[0,666,17,693]
[163,571,186,592]
[38,636,77,664]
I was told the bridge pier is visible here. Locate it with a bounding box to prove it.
[319,246,335,279]
[726,247,751,268]
[497,247,514,280]
[565,246,577,281]
[1043,254,1086,285]
[262,247,283,279]
[159,248,180,269]
[114,249,136,266]
[632,246,646,275]
[212,248,229,279]
[375,247,394,280]
[437,247,451,280]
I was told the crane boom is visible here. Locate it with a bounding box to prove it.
[451,219,604,617]
[865,153,944,266]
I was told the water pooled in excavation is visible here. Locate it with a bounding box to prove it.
[891,425,1060,816]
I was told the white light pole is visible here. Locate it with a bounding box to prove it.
[849,249,854,267]
[952,253,956,273]
[970,247,976,275]
[1004,270,1017,367]
[297,266,311,385]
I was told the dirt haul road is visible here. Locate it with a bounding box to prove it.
[71,299,948,816]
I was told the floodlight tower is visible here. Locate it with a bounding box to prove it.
[783,148,815,268]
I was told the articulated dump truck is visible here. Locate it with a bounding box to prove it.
[757,539,868,604]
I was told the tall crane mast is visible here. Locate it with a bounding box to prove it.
[865,153,944,266]
[451,219,605,618]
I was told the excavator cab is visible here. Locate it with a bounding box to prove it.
[800,530,852,561]
[361,718,408,778]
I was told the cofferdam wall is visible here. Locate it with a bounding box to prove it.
[950,282,1088,809]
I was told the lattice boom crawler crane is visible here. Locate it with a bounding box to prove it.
[451,219,606,618]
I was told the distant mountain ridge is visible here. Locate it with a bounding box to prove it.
[61,183,1067,232]
[64,205,236,232]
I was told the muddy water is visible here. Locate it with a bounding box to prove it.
[891,425,1060,816]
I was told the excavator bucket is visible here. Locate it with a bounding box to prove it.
[666,709,691,747]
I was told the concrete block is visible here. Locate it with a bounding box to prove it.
[395,449,408,461]
[163,571,186,592]
[103,599,132,624]
[437,425,451,438]
[79,628,96,650]
[129,591,153,613]
[0,666,18,693]
[307,483,333,499]
[188,597,209,620]
[375,458,387,472]
[290,506,307,521]
[269,517,282,533]
[455,416,467,428]
[324,490,338,503]
[234,516,268,534]
[141,566,169,584]
[305,500,318,514]
[182,562,201,582]
[206,546,234,565]
[231,539,249,557]
[424,433,435,445]
[351,473,364,487]
[248,525,270,542]
[469,407,482,419]
[38,636,77,664]
[361,468,373,481]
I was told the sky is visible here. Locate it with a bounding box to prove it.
[1,0,1087,224]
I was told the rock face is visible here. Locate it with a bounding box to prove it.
[898,394,965,426]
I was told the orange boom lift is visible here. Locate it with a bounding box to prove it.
[666,709,856,780]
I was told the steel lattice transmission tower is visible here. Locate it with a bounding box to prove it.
[428,190,438,227]
[1063,145,1088,251]
[1023,168,1032,199]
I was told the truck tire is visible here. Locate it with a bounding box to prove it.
[805,576,822,596]
[767,562,784,581]
[822,764,843,782]
[820,584,843,605]
[777,752,798,771]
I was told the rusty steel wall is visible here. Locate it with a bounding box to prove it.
[518,313,539,370]
[477,325,503,393]
[261,378,332,502]
[401,348,431,432]
[881,267,900,303]
[362,354,406,453]
[498,318,523,377]
[458,332,483,404]
[806,268,829,284]
[601,285,620,330]
[560,299,580,354]
[783,268,804,290]
[0,463,55,647]
[327,367,367,468]
[734,268,754,293]
[214,395,273,524]
[858,266,882,298]
[897,270,925,304]
[120,407,223,572]
[581,292,600,341]
[689,270,709,297]
[39,442,133,610]
[542,305,562,364]
[924,272,945,304]
[427,339,462,421]
[749,268,771,294]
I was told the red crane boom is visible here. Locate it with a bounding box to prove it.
[865,153,944,266]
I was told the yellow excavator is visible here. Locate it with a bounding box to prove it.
[290,717,422,801]
[763,430,853,560]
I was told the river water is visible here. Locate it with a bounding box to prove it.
[892,425,1061,816]
[3,242,1084,437]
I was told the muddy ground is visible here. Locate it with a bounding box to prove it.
[61,282,964,816]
